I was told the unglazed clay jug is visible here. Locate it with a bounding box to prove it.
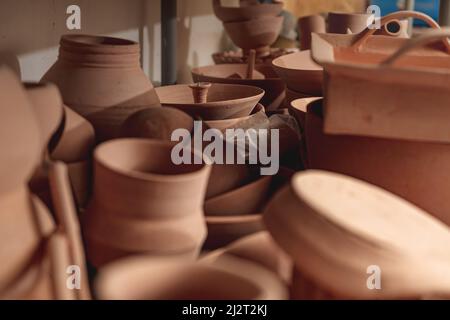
[83,139,211,268]
[41,34,161,142]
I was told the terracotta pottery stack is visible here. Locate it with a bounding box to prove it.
[41,34,161,143]
[83,139,211,268]
[0,67,90,300]
[264,170,450,299]
[213,0,283,58]
[203,166,293,250]
[272,50,323,108]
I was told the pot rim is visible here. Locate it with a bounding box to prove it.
[94,138,211,183]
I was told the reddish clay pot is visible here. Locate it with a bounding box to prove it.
[192,64,285,111]
[204,103,266,132]
[223,16,283,56]
[213,0,283,23]
[305,99,450,227]
[327,12,373,34]
[206,163,255,199]
[120,107,194,141]
[41,34,161,142]
[83,139,211,267]
[96,255,288,300]
[298,15,326,50]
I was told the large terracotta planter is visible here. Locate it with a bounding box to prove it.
[305,99,450,227]
[83,139,211,267]
[192,64,285,111]
[41,34,161,142]
[96,255,288,300]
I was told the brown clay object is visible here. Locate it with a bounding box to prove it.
[120,107,194,141]
[298,15,326,50]
[189,82,212,104]
[212,0,283,23]
[272,50,323,96]
[204,103,266,133]
[83,139,211,267]
[246,50,256,79]
[375,19,409,38]
[192,64,285,111]
[327,12,373,34]
[264,170,450,299]
[206,163,255,199]
[155,83,263,120]
[41,34,161,142]
[224,16,283,56]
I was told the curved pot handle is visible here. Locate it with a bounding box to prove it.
[381,28,450,66]
[351,10,450,53]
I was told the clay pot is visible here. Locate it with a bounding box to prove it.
[201,231,293,284]
[120,107,194,141]
[206,163,255,199]
[96,255,288,300]
[289,97,321,131]
[25,83,65,153]
[41,34,161,142]
[213,0,283,23]
[205,176,272,216]
[192,64,285,111]
[204,103,266,132]
[224,16,283,56]
[264,170,450,299]
[155,83,263,120]
[298,15,326,50]
[83,138,211,267]
[305,99,450,228]
[327,12,373,34]
[204,214,264,251]
[272,50,323,95]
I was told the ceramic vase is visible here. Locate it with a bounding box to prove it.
[41,34,161,142]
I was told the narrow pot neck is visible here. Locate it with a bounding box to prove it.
[58,34,141,68]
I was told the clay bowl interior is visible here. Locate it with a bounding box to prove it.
[223,16,284,51]
[155,83,264,120]
[289,97,322,130]
[213,1,283,23]
[192,64,285,111]
[204,103,266,132]
[96,257,264,300]
[205,175,272,216]
[95,138,206,177]
[272,50,323,95]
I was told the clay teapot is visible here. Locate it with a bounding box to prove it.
[41,34,161,142]
[83,138,211,267]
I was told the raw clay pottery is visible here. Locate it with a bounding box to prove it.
[213,0,283,23]
[41,34,161,142]
[298,15,326,50]
[264,170,450,299]
[155,83,263,120]
[327,12,373,34]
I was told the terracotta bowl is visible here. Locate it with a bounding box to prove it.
[224,16,283,54]
[285,87,315,108]
[201,231,293,284]
[155,83,264,120]
[95,255,288,300]
[205,176,272,216]
[192,64,285,111]
[204,214,264,250]
[204,103,266,132]
[213,1,283,23]
[272,50,323,95]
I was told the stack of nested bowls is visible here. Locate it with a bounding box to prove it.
[83,139,211,268]
[213,0,284,58]
[203,166,293,250]
[272,50,323,108]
